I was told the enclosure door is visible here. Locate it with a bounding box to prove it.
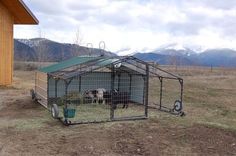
[113,74,147,120]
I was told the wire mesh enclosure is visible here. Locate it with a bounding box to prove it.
[34,55,184,125]
[35,56,150,125]
[147,63,184,114]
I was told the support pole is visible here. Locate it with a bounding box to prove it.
[35,72,37,95]
[118,73,121,91]
[47,74,49,108]
[110,65,115,120]
[64,80,69,123]
[79,76,81,92]
[145,65,149,117]
[159,77,163,110]
[64,80,69,109]
[64,79,73,124]
[129,74,132,95]
[179,78,184,104]
[55,79,58,104]
[142,75,145,107]
[64,78,73,106]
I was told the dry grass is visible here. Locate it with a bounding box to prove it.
[0,67,236,155]
[161,66,236,131]
[8,67,236,132]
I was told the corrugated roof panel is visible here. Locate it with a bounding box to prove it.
[39,56,98,73]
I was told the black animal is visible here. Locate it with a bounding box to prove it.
[103,89,130,109]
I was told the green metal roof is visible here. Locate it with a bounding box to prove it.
[60,58,119,79]
[39,56,98,73]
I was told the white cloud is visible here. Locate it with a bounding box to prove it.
[14,0,236,54]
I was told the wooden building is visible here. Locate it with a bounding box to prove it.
[0,0,38,85]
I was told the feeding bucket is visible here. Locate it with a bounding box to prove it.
[63,103,76,118]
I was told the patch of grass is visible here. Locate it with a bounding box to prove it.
[197,121,236,132]
[0,116,50,131]
[8,66,236,133]
[14,118,51,130]
[57,103,146,123]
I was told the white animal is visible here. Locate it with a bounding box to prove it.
[96,88,106,104]
[84,90,96,104]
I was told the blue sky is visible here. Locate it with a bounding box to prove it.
[14,0,236,54]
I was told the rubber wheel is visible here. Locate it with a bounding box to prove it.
[174,100,182,112]
[30,89,36,100]
[51,104,59,119]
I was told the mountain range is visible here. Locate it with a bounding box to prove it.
[14,38,115,62]
[133,44,236,67]
[14,38,236,67]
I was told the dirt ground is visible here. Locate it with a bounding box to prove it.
[0,69,236,156]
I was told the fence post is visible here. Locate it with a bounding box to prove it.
[145,64,149,117]
[110,65,115,120]
[159,77,163,110]
[55,78,58,104]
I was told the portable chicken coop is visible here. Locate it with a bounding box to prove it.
[32,55,184,125]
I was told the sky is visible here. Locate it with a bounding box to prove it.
[14,0,236,54]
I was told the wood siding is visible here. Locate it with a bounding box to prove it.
[0,2,14,85]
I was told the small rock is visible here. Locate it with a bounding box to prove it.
[147,136,153,139]
[137,148,141,152]
[231,143,235,146]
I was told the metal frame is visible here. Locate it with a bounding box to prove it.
[36,55,184,125]
[154,76,184,115]
[49,56,149,125]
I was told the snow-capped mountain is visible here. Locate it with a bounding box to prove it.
[14,38,236,67]
[17,38,48,48]
[134,45,236,67]
[151,43,197,57]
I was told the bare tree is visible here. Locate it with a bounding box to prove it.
[73,27,84,57]
[35,28,48,67]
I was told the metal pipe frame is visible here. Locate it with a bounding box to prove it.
[145,64,149,117]
[159,77,163,110]
[59,115,147,126]
[45,55,184,124]
[110,65,115,120]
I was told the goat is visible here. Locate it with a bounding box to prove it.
[104,89,130,109]
[83,88,106,104]
[83,90,97,104]
[96,88,106,104]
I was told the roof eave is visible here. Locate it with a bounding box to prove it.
[17,0,39,24]
[1,0,39,25]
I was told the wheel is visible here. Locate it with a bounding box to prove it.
[174,100,182,112]
[30,89,36,100]
[51,104,59,119]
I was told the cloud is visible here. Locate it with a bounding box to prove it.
[14,0,236,53]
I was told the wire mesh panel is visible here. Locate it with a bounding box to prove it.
[31,56,187,126]
[35,71,48,108]
[148,76,161,108]
[75,71,111,122]
[161,79,181,109]
[112,73,147,119]
[148,75,183,112]
[39,56,184,124]
[47,61,148,124]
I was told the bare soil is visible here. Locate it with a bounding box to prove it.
[0,70,236,156]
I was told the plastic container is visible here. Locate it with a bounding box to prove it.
[63,104,76,118]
